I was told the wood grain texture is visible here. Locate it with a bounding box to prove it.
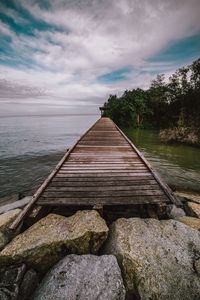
[37,117,175,206]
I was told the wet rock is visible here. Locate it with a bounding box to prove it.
[186,202,200,218]
[0,209,21,231]
[0,231,9,251]
[19,269,39,300]
[194,259,200,276]
[0,194,19,206]
[33,254,125,300]
[176,216,200,231]
[0,197,31,214]
[0,210,108,272]
[175,191,200,204]
[168,204,185,218]
[104,217,200,300]
[0,263,26,300]
[0,209,21,250]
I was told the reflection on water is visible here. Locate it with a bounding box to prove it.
[125,128,200,191]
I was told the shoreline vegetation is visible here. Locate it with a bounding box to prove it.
[102,57,200,146]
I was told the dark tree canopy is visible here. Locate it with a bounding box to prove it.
[102,58,200,130]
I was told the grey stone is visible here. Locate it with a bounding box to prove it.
[168,204,186,218]
[0,210,108,272]
[0,264,26,300]
[0,197,31,214]
[175,191,200,204]
[176,216,200,231]
[186,201,200,218]
[0,209,21,250]
[33,254,125,300]
[104,217,200,300]
[0,194,19,206]
[0,231,9,251]
[19,269,39,300]
[0,209,21,231]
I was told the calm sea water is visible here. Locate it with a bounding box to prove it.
[0,114,98,197]
[0,116,200,198]
[125,128,200,192]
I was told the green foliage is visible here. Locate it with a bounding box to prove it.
[102,58,200,130]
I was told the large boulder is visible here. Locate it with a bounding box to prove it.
[0,209,21,232]
[0,210,108,272]
[186,202,200,218]
[33,254,125,300]
[0,264,38,300]
[104,217,200,300]
[175,191,200,204]
[0,209,21,250]
[0,264,26,300]
[176,216,200,231]
[167,204,185,219]
[0,197,31,214]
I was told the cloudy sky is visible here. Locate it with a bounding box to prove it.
[0,0,200,115]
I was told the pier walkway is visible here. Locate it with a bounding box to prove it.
[10,117,178,229]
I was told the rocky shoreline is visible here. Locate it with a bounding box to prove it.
[159,127,200,146]
[0,190,200,299]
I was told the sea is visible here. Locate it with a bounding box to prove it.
[0,114,98,197]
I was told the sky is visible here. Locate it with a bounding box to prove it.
[0,0,200,115]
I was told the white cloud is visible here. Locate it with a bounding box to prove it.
[0,0,200,110]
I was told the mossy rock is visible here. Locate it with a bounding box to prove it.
[104,218,200,299]
[0,210,108,272]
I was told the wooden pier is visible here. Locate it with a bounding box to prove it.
[10,117,178,230]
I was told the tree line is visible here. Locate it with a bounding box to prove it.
[102,58,200,130]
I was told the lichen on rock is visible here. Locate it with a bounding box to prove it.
[104,217,200,300]
[187,201,200,218]
[0,208,21,250]
[176,216,200,231]
[0,210,108,272]
[33,254,125,300]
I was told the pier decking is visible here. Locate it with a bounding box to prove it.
[10,117,178,229]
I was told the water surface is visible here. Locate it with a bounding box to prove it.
[125,128,200,192]
[0,114,98,197]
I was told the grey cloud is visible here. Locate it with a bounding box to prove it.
[0,79,46,99]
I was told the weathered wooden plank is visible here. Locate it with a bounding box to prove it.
[62,163,144,167]
[56,172,152,177]
[60,166,147,170]
[38,195,169,206]
[42,189,164,197]
[52,175,154,182]
[58,170,149,174]
[45,185,160,192]
[49,179,157,187]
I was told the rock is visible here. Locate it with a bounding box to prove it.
[104,217,200,300]
[0,194,19,206]
[0,209,21,231]
[0,231,9,251]
[33,254,125,300]
[19,269,39,300]
[0,209,21,250]
[175,191,200,204]
[186,202,200,218]
[0,197,32,214]
[176,216,200,231]
[0,263,26,300]
[0,210,108,272]
[194,259,200,276]
[167,204,185,218]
